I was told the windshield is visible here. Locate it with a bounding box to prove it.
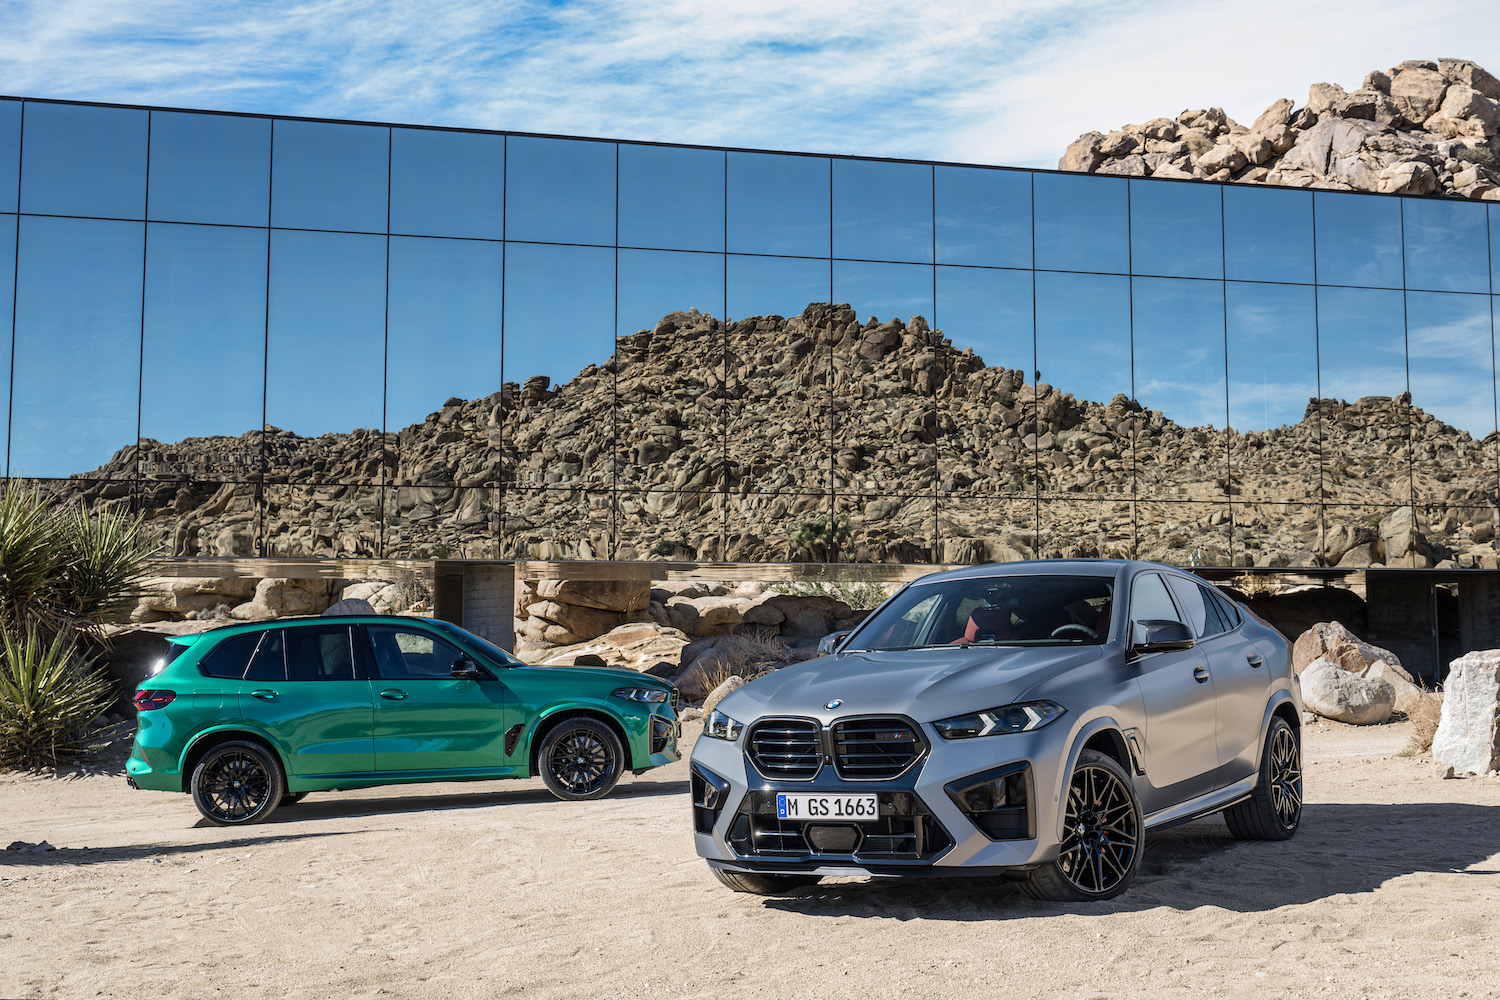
[846,575,1115,651]
[429,620,524,667]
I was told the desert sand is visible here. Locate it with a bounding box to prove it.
[3,719,1498,1000]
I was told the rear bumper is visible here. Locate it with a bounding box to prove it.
[125,751,181,792]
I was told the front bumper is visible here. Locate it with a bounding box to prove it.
[691,715,1077,876]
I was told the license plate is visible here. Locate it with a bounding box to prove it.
[776,792,879,821]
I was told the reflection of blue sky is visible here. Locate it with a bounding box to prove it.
[935,166,1030,269]
[727,153,828,257]
[0,102,17,212]
[1226,282,1316,432]
[1035,272,1130,403]
[834,260,933,328]
[1316,286,1406,403]
[20,103,147,219]
[935,266,1032,374]
[1405,291,1496,435]
[618,249,723,336]
[1034,173,1127,275]
[1223,185,1312,284]
[504,242,613,388]
[0,214,13,473]
[1132,277,1226,428]
[271,119,388,233]
[833,159,931,264]
[1130,181,1221,281]
[1403,199,1489,294]
[1314,192,1402,289]
[727,254,828,320]
[619,144,724,253]
[506,136,614,246]
[390,127,504,240]
[150,111,270,228]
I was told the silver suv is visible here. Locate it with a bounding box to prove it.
[690,560,1301,900]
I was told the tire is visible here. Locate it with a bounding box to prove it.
[1021,750,1143,902]
[190,740,285,826]
[1223,717,1302,841]
[709,866,822,895]
[280,792,308,807]
[538,717,625,801]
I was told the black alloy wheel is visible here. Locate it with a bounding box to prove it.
[190,740,285,826]
[539,718,624,801]
[1021,749,1143,901]
[1223,716,1303,840]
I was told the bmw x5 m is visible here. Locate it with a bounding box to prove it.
[690,560,1301,901]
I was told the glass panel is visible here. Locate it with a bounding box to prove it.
[726,304,830,494]
[619,144,724,252]
[617,251,723,490]
[1033,173,1127,275]
[1235,502,1321,568]
[1129,180,1221,279]
[11,217,141,479]
[385,486,498,559]
[1404,198,1489,293]
[505,137,614,246]
[140,223,267,481]
[1407,291,1496,503]
[0,213,12,475]
[0,100,19,213]
[263,484,382,557]
[1224,186,1313,284]
[386,236,503,485]
[1038,498,1133,559]
[1493,208,1500,293]
[832,261,934,494]
[1325,503,1430,568]
[503,487,612,561]
[937,496,1036,564]
[1313,191,1402,289]
[270,119,388,233]
[935,266,1034,497]
[1436,507,1498,570]
[148,111,271,227]
[935,166,1030,268]
[726,152,829,258]
[833,159,931,264]
[1317,286,1410,505]
[724,492,830,562]
[1137,501,1231,567]
[503,243,614,488]
[265,230,385,482]
[389,127,504,239]
[136,479,257,557]
[616,489,725,562]
[1034,272,1132,496]
[727,254,827,320]
[21,103,147,219]
[840,493,934,563]
[1132,277,1226,499]
[1225,282,1318,501]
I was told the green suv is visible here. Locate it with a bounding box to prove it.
[126,615,679,825]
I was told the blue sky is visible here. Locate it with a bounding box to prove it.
[3,0,1498,169]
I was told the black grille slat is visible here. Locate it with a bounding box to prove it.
[748,719,821,779]
[832,719,924,780]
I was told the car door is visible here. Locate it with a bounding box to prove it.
[238,625,376,777]
[1127,572,1220,812]
[365,623,513,773]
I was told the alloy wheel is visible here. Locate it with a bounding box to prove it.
[1268,727,1303,829]
[199,750,271,822]
[547,730,613,795]
[1057,763,1140,895]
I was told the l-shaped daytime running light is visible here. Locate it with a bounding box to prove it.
[703,709,744,741]
[611,686,669,703]
[932,700,1066,739]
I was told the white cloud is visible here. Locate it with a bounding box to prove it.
[5,0,1497,168]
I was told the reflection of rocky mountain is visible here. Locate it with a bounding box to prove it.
[64,303,1500,570]
[1062,57,1500,198]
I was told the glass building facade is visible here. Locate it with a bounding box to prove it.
[3,96,1499,573]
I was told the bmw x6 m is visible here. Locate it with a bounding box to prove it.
[690,560,1301,901]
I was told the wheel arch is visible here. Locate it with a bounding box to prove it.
[180,727,290,793]
[526,708,632,777]
[1051,716,1134,843]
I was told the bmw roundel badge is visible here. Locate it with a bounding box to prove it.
[825,699,843,710]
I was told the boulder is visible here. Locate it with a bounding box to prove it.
[1300,658,1396,724]
[1291,621,1406,677]
[702,676,745,715]
[1307,81,1348,114]
[322,597,376,616]
[535,578,649,613]
[1432,650,1500,774]
[1389,65,1448,123]
[527,599,622,640]
[1365,660,1436,716]
[1059,132,1106,172]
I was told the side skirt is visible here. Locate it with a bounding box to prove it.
[1143,776,1256,832]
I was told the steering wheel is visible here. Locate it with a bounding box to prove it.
[1050,623,1099,641]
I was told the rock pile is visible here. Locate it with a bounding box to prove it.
[130,576,432,624]
[1061,58,1500,198]
[1292,619,1438,723]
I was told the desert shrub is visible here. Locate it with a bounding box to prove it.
[1457,145,1495,167]
[702,633,794,685]
[1400,693,1444,758]
[0,627,113,769]
[777,578,893,612]
[789,514,852,562]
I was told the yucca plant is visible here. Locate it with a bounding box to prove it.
[0,627,114,769]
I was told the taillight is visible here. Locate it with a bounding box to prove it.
[133,689,177,711]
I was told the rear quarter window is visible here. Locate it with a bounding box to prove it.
[197,631,263,680]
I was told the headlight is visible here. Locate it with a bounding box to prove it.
[702,709,744,741]
[932,700,1065,739]
[611,686,669,703]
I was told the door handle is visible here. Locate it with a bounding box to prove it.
[1247,653,1264,668]
[249,689,279,701]
[379,689,408,701]
[1192,665,1210,684]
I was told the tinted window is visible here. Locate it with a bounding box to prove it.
[1164,575,1210,637]
[270,120,389,233]
[285,626,355,681]
[246,630,286,681]
[1128,573,1182,644]
[21,103,147,219]
[198,631,262,679]
[1209,588,1242,628]
[148,111,271,227]
[368,626,468,679]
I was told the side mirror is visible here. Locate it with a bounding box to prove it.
[451,655,487,680]
[1130,620,1196,656]
[817,631,852,655]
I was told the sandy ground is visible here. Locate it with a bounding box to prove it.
[2,720,1498,1000]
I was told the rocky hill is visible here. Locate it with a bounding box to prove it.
[1061,57,1500,198]
[60,302,1500,572]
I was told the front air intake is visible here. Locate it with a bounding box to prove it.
[832,717,926,780]
[747,718,822,780]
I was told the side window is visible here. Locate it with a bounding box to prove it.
[1209,587,1242,629]
[1197,584,1230,635]
[285,625,355,681]
[198,631,261,679]
[1164,576,1211,638]
[246,629,286,681]
[1128,573,1182,645]
[367,626,468,680]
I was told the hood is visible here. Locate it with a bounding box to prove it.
[718,644,1114,725]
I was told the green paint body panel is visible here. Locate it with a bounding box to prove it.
[126,616,678,798]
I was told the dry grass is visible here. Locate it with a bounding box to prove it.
[1399,693,1444,757]
[694,633,794,697]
